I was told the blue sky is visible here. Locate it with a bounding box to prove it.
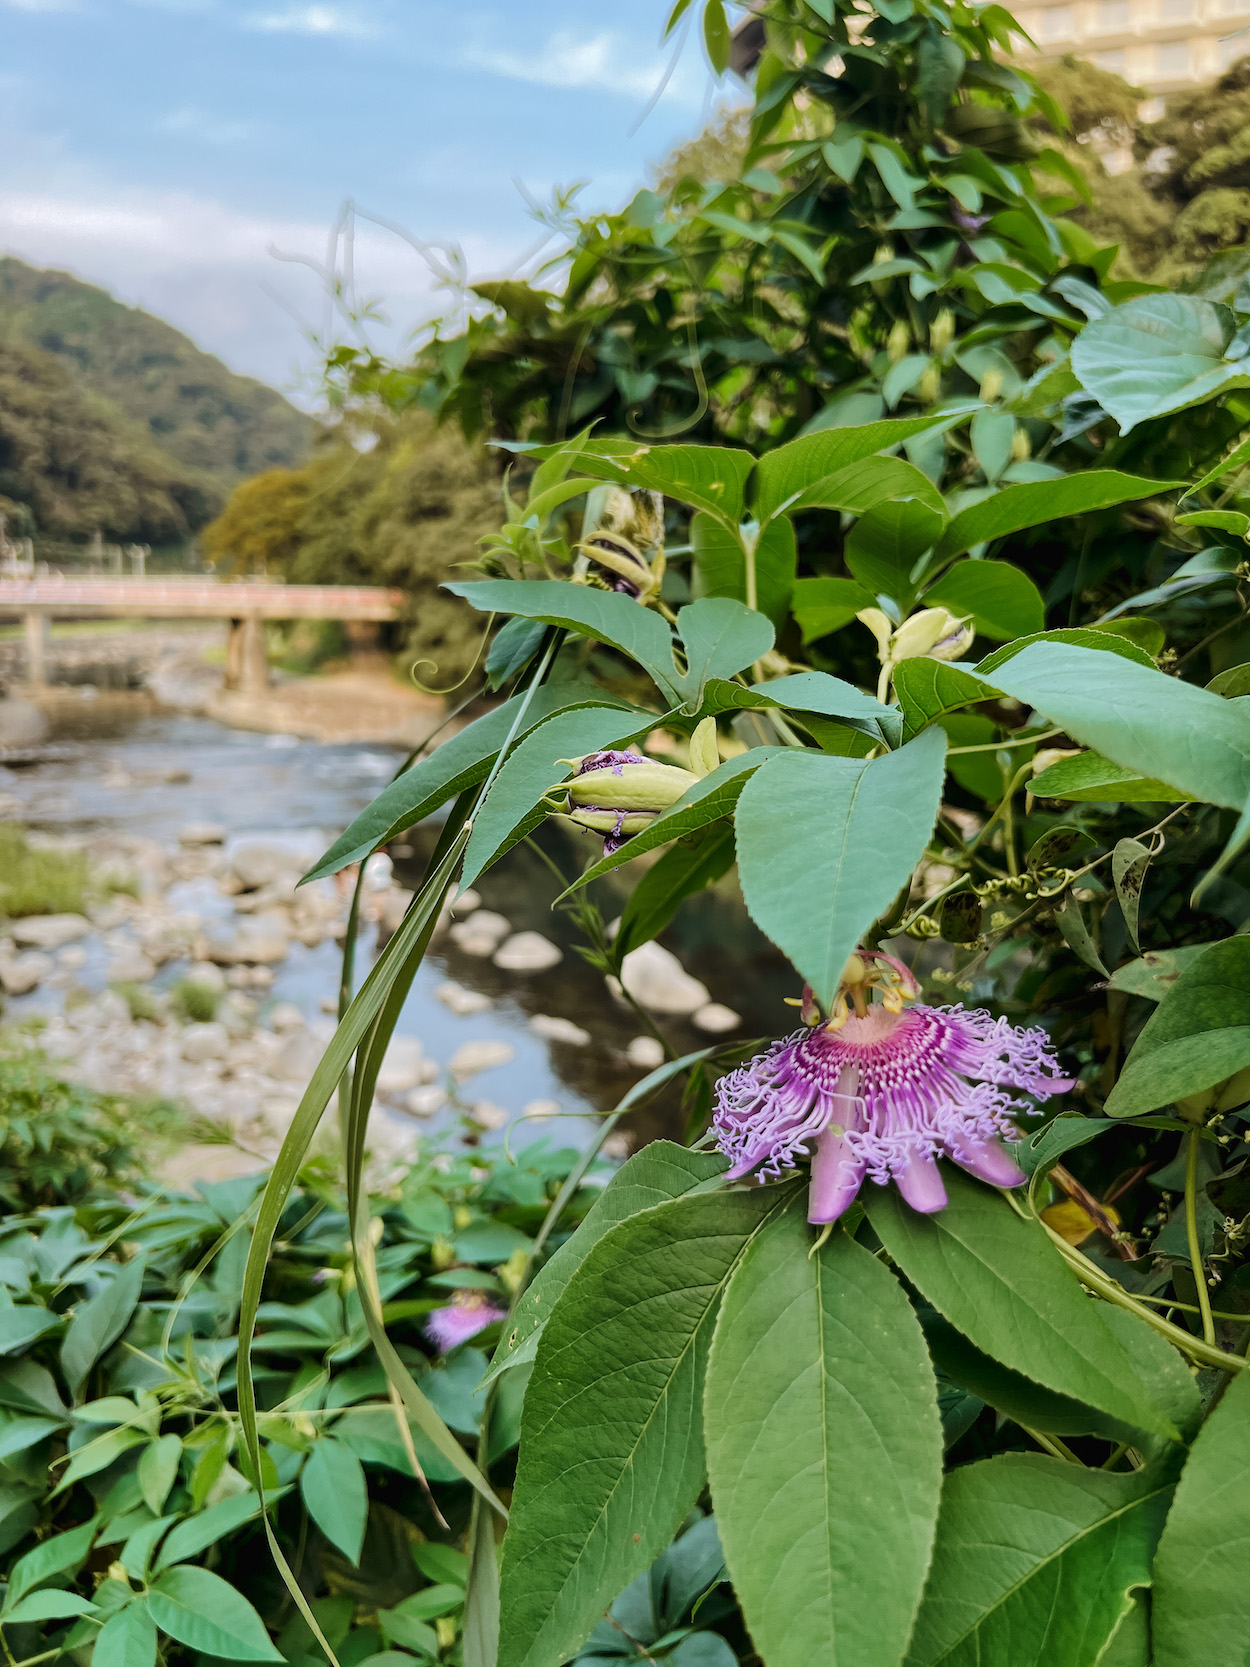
[1,0,733,401]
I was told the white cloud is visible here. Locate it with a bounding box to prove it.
[158,105,258,145]
[244,3,374,36]
[2,0,82,13]
[468,27,706,104]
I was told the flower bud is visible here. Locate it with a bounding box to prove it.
[565,758,699,811]
[930,308,955,354]
[1011,427,1032,462]
[918,364,941,405]
[577,531,662,603]
[566,807,658,839]
[890,607,973,663]
[887,319,910,364]
[979,367,1004,404]
[687,716,720,779]
[1033,747,1082,777]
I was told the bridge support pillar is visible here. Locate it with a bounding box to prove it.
[23,612,49,687]
[224,616,270,695]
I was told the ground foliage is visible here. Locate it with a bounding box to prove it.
[145,5,1250,1667]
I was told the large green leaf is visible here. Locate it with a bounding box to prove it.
[301,1438,368,1564]
[706,1208,942,1667]
[977,628,1156,674]
[61,1258,144,1401]
[924,560,1045,641]
[5,1518,97,1607]
[564,748,784,892]
[845,498,946,601]
[905,1455,1172,1666]
[692,512,796,627]
[1153,1368,1250,1665]
[792,575,875,642]
[988,642,1250,808]
[460,706,646,887]
[674,598,775,710]
[894,660,994,741]
[522,439,756,528]
[753,414,958,520]
[445,580,683,702]
[303,686,627,882]
[1071,294,1250,432]
[615,825,737,959]
[485,1141,727,1386]
[1106,937,1250,1117]
[933,473,1179,561]
[865,1169,1177,1440]
[784,455,947,519]
[735,729,947,1005]
[147,1566,283,1662]
[0,1308,61,1356]
[1030,750,1197,803]
[93,1601,157,1667]
[497,1185,795,1667]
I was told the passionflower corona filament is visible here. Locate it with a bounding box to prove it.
[713,950,1073,1223]
[425,1290,506,1353]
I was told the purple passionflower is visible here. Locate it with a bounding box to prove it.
[425,1290,507,1353]
[713,950,1073,1223]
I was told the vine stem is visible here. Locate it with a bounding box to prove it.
[1185,1125,1217,1347]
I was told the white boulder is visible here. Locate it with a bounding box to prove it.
[449,1039,516,1078]
[617,941,709,1015]
[10,914,91,950]
[434,981,492,1016]
[530,1014,590,1046]
[493,932,562,972]
[693,1002,741,1034]
[181,1022,230,1063]
[626,1035,666,1069]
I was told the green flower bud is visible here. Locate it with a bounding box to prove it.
[564,758,699,812]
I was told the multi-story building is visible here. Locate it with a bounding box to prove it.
[1015,0,1249,95]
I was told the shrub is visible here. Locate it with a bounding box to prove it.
[0,826,89,917]
[170,978,220,1024]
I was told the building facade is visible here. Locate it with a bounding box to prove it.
[1015,0,1249,93]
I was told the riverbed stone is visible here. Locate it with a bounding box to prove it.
[522,1098,560,1119]
[469,1100,509,1131]
[0,951,53,994]
[231,841,300,891]
[0,696,50,748]
[10,914,92,950]
[530,1014,590,1046]
[450,1038,516,1078]
[375,1036,430,1095]
[435,981,492,1016]
[626,1035,666,1069]
[616,941,709,1015]
[404,1084,449,1117]
[493,931,562,972]
[178,823,226,847]
[449,911,510,955]
[693,1002,741,1034]
[275,1029,325,1083]
[181,1022,229,1063]
[266,1002,305,1033]
[107,949,158,984]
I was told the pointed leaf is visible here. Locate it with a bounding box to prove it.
[497,1185,796,1667]
[792,576,875,643]
[905,1455,1172,1666]
[138,1434,181,1516]
[301,1437,368,1564]
[692,514,796,628]
[147,1566,283,1662]
[754,414,958,520]
[924,560,1045,641]
[94,1601,157,1667]
[1071,293,1250,432]
[735,729,946,1005]
[1112,838,1151,952]
[865,1170,1178,1440]
[706,1208,942,1667]
[674,598,775,709]
[934,473,1180,561]
[846,498,945,600]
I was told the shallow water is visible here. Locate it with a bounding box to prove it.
[2,695,795,1153]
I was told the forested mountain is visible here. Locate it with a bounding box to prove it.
[0,257,314,544]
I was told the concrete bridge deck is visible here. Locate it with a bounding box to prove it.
[0,578,404,690]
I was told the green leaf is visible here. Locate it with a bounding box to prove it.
[969,408,1015,483]
[703,0,729,73]
[792,576,875,643]
[303,686,624,882]
[1153,1367,1250,1663]
[484,1141,727,1387]
[0,1308,61,1357]
[904,1455,1172,1666]
[1112,838,1150,952]
[518,439,755,530]
[845,499,945,601]
[155,1490,266,1570]
[93,1601,157,1667]
[1030,751,1197,803]
[564,749,784,892]
[147,1566,283,1661]
[445,580,682,702]
[3,1590,97,1623]
[378,1605,439,1658]
[1071,293,1250,432]
[137,1434,181,1516]
[735,730,947,1005]
[785,456,946,519]
[301,1438,368,1565]
[924,560,1045,641]
[916,29,965,123]
[865,1169,1178,1440]
[0,1415,62,1461]
[977,628,1155,675]
[868,142,917,211]
[460,706,646,888]
[934,473,1179,561]
[486,617,547,690]
[674,598,775,710]
[692,513,795,628]
[1188,430,1250,495]
[894,660,992,741]
[988,642,1250,808]
[414,1544,469,1587]
[496,1185,795,1667]
[615,826,736,960]
[6,1517,97,1606]
[705,1209,942,1667]
[61,1258,145,1401]
[1107,944,1215,1003]
[1106,937,1250,1117]
[753,415,957,520]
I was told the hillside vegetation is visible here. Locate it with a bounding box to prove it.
[0,256,314,545]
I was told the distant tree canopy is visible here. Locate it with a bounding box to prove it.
[0,257,314,546]
[1033,53,1250,286]
[201,412,500,682]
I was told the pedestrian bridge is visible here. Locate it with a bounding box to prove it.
[0,577,404,691]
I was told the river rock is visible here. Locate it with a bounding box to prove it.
[181,1022,229,1063]
[376,1036,431,1095]
[626,1035,666,1069]
[449,911,510,955]
[0,950,53,994]
[450,1038,516,1078]
[693,1002,741,1034]
[205,915,291,965]
[10,914,91,950]
[185,961,228,993]
[435,981,492,1016]
[404,1085,448,1117]
[178,823,226,847]
[451,887,481,914]
[617,942,709,1015]
[0,696,50,748]
[522,1098,560,1119]
[266,1002,305,1033]
[231,841,299,891]
[469,1100,509,1131]
[107,949,157,984]
[58,945,88,970]
[530,1014,590,1046]
[493,931,561,972]
[275,1029,326,1084]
